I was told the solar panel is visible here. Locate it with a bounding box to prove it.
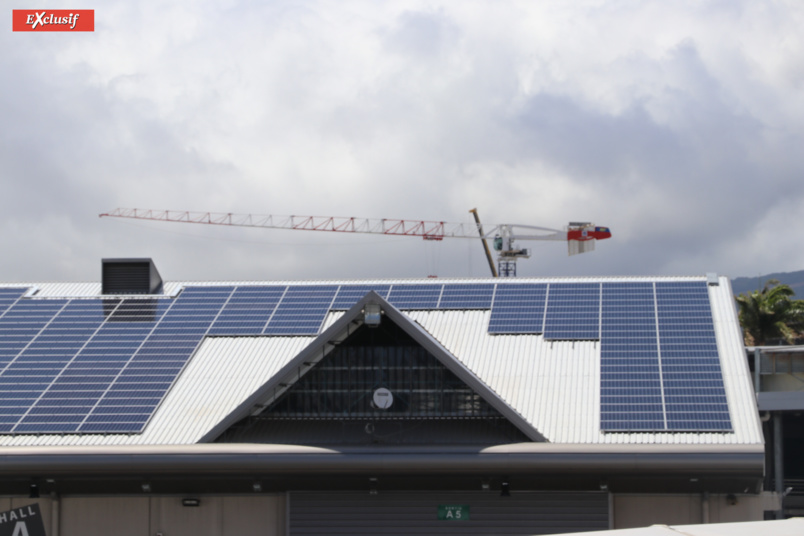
[488,284,547,334]
[263,286,339,335]
[331,285,392,310]
[208,287,284,335]
[543,283,600,340]
[0,288,26,318]
[0,300,68,368]
[438,284,494,309]
[387,285,442,309]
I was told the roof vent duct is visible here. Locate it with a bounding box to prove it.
[102,258,163,295]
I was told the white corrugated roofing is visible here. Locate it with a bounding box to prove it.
[0,336,315,446]
[0,275,762,446]
[3,274,719,298]
[404,278,762,444]
[0,282,184,297]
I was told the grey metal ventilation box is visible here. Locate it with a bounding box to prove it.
[101,258,163,295]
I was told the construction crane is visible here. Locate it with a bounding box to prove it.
[99,208,612,277]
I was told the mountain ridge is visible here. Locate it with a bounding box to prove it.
[730,270,804,297]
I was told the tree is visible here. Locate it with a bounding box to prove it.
[736,280,804,346]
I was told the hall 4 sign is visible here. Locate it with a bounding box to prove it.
[437,504,469,521]
[0,504,47,536]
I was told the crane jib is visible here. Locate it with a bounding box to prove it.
[98,208,610,277]
[100,209,610,242]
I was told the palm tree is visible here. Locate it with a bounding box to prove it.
[736,280,804,346]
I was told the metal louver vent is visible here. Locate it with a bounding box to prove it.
[101,258,163,295]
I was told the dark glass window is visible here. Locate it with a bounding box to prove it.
[264,320,499,419]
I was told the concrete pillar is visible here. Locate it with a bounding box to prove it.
[774,412,784,519]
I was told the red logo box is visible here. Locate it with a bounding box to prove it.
[13,10,94,32]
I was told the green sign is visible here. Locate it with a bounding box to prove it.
[437,504,469,521]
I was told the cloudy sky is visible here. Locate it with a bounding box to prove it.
[3,1,803,283]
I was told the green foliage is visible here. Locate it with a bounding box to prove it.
[735,280,804,346]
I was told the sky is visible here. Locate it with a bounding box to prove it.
[2,1,804,283]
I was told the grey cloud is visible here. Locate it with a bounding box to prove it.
[3,2,804,282]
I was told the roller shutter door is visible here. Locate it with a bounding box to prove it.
[289,491,608,535]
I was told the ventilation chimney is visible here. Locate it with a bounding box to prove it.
[102,258,163,295]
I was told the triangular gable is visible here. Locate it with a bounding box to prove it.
[200,291,546,443]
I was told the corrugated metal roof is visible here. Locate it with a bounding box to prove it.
[404,277,761,445]
[0,275,761,447]
[3,275,718,298]
[0,282,185,297]
[0,336,314,446]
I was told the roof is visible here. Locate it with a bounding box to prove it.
[0,275,762,449]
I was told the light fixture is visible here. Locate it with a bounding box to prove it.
[500,480,510,497]
[29,484,39,499]
[481,479,490,491]
[182,498,201,507]
[363,304,382,328]
[599,479,608,492]
[141,483,151,493]
[369,477,378,495]
[253,482,262,493]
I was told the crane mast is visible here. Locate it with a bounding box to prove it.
[468,208,498,278]
[99,208,611,277]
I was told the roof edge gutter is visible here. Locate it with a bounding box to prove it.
[0,443,764,477]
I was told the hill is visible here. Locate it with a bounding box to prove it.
[730,270,804,297]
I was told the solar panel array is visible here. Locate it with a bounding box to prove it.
[656,282,730,430]
[600,282,730,431]
[0,280,731,434]
[600,282,665,430]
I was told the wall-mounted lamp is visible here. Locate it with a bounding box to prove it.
[599,479,608,492]
[29,484,39,499]
[253,482,262,493]
[369,477,378,495]
[141,483,152,493]
[182,498,201,507]
[500,480,510,497]
[481,479,490,491]
[363,304,382,328]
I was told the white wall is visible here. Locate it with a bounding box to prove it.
[613,494,765,529]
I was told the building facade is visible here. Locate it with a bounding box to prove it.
[0,260,768,535]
